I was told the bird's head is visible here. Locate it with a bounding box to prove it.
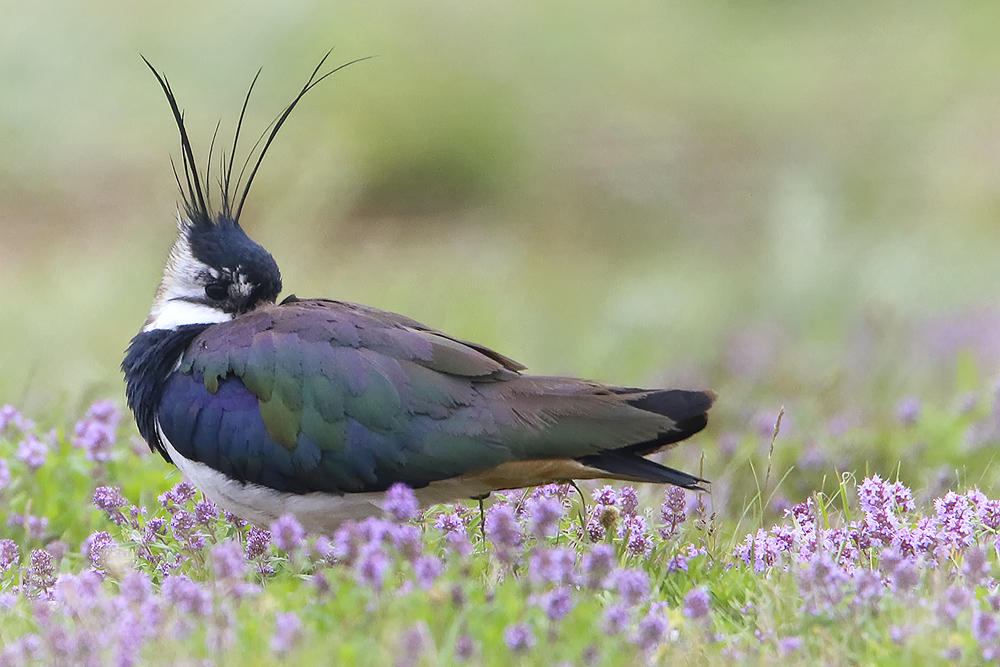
[141,53,365,332]
[144,216,282,331]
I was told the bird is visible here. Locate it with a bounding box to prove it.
[122,54,716,534]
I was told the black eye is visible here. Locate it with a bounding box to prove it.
[204,283,229,301]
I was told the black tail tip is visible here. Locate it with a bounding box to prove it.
[576,450,710,490]
[624,388,716,422]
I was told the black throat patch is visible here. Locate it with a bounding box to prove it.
[122,325,211,462]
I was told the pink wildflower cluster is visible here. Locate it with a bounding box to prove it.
[583,485,660,557]
[731,475,1000,658]
[0,405,34,432]
[72,399,121,462]
[735,476,1000,575]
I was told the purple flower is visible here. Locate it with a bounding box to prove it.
[602,604,630,636]
[943,646,963,662]
[83,531,116,569]
[414,555,442,590]
[211,539,248,581]
[0,459,10,494]
[593,486,618,507]
[857,475,914,547]
[934,490,979,553]
[16,434,47,469]
[667,544,707,573]
[581,544,616,589]
[526,496,564,538]
[0,540,19,572]
[979,499,1000,531]
[896,397,922,425]
[682,588,711,620]
[890,559,920,593]
[53,573,101,613]
[660,487,687,539]
[585,515,607,542]
[454,635,475,662]
[632,608,668,650]
[778,636,802,654]
[356,543,390,590]
[223,511,247,528]
[964,546,991,586]
[115,609,151,667]
[537,586,575,621]
[93,486,128,524]
[120,570,152,605]
[435,512,464,534]
[383,483,420,523]
[397,623,431,666]
[0,405,33,432]
[48,541,69,564]
[435,513,472,555]
[614,568,650,607]
[162,575,212,615]
[853,569,884,608]
[485,504,524,562]
[159,482,197,511]
[937,585,974,624]
[734,527,791,572]
[194,499,219,525]
[331,524,363,566]
[620,515,652,557]
[590,499,621,539]
[451,583,467,607]
[529,547,577,586]
[270,514,306,554]
[503,624,536,652]
[973,609,1000,646]
[797,553,851,614]
[24,515,47,540]
[73,400,120,462]
[271,611,303,655]
[84,398,119,422]
[170,509,196,535]
[619,487,639,518]
[392,524,423,561]
[25,549,55,596]
[246,526,272,560]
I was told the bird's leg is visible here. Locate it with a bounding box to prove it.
[566,480,589,535]
[471,493,490,542]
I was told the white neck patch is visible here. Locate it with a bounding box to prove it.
[144,230,235,332]
[143,300,232,332]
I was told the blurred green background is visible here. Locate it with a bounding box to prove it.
[3,0,1000,429]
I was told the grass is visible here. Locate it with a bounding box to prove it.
[1,325,1000,664]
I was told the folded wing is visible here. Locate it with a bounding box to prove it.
[157,298,713,495]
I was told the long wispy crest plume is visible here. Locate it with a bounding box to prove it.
[232,51,373,221]
[141,55,209,225]
[142,51,372,226]
[220,68,262,220]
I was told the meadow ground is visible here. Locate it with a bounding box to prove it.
[3,351,1000,665]
[5,1,1000,664]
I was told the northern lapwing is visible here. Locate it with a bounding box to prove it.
[122,55,716,534]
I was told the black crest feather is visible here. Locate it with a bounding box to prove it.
[141,51,372,226]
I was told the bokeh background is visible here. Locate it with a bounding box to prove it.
[5,1,1000,508]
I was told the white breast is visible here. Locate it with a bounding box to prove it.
[155,422,487,533]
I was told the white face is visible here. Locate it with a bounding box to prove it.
[142,233,252,332]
